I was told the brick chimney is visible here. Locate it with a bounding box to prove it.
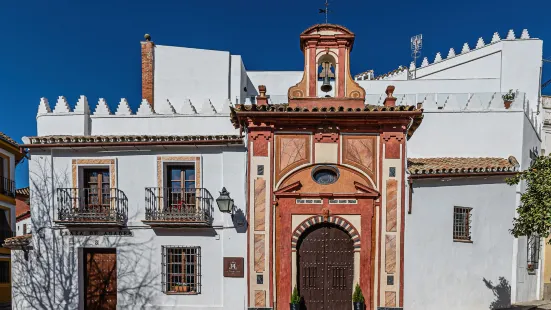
[256,85,268,106]
[383,85,397,107]
[141,34,155,109]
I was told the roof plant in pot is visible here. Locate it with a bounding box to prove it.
[290,285,301,310]
[352,283,365,310]
[502,89,516,109]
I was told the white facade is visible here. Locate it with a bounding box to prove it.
[12,26,546,310]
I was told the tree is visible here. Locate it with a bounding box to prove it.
[506,155,551,239]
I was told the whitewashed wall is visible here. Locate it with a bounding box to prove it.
[12,145,247,310]
[405,177,517,310]
[15,217,30,236]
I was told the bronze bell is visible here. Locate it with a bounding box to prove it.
[320,62,333,93]
[321,74,332,93]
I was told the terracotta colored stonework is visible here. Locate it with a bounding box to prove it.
[385,291,396,307]
[279,138,307,170]
[255,290,266,307]
[385,138,401,159]
[253,138,269,157]
[141,39,154,108]
[342,136,376,179]
[385,235,396,274]
[254,234,265,272]
[386,179,397,232]
[275,135,310,182]
[254,178,266,231]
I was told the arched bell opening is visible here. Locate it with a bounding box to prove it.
[318,54,336,98]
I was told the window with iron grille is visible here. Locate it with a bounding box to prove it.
[162,246,201,294]
[527,235,541,270]
[0,261,9,283]
[453,207,472,241]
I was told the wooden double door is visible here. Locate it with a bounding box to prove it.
[297,224,354,310]
[84,248,117,310]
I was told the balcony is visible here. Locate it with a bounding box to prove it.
[0,176,15,198]
[144,187,214,227]
[55,188,128,227]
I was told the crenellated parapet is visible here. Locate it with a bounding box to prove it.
[36,96,238,137]
[355,28,534,81]
[37,96,233,117]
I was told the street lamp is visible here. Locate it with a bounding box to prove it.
[216,187,234,213]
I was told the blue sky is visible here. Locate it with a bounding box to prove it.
[1,0,550,187]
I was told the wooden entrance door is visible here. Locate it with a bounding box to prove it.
[84,248,117,310]
[297,224,354,310]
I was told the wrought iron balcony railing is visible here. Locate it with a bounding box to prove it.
[0,229,14,247]
[144,187,214,226]
[0,176,15,198]
[56,188,128,226]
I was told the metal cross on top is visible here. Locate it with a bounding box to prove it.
[319,0,332,24]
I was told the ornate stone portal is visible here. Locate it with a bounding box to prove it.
[230,23,424,310]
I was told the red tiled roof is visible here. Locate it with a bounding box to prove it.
[23,135,243,147]
[230,103,424,138]
[408,156,519,176]
[16,194,30,220]
[0,132,19,148]
[3,234,31,249]
[16,187,29,196]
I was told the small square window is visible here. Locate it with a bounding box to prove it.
[389,167,396,178]
[162,246,201,294]
[257,165,264,176]
[387,275,394,285]
[257,274,264,284]
[453,207,472,241]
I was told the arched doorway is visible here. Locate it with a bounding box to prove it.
[297,223,354,310]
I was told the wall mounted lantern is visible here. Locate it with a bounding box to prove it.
[216,187,234,213]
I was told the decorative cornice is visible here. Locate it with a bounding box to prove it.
[23,135,243,148]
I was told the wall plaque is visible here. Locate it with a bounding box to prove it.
[224,257,244,278]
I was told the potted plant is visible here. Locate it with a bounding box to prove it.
[182,283,190,292]
[290,285,301,310]
[352,283,365,310]
[502,89,516,109]
[173,282,183,292]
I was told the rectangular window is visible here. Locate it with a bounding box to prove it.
[162,246,201,294]
[0,261,9,283]
[527,235,541,270]
[166,165,196,211]
[23,224,27,235]
[83,168,111,209]
[453,207,472,241]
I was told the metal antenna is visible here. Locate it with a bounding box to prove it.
[319,0,331,23]
[410,34,423,79]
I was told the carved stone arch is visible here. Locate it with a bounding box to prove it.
[291,215,360,250]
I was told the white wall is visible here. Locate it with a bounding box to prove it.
[13,146,247,309]
[15,217,30,236]
[154,45,231,111]
[405,177,517,310]
[408,111,525,159]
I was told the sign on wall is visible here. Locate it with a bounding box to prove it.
[223,257,244,278]
[60,229,133,237]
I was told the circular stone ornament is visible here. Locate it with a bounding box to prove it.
[311,165,340,185]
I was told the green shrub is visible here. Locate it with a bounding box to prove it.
[352,284,365,303]
[291,285,300,304]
